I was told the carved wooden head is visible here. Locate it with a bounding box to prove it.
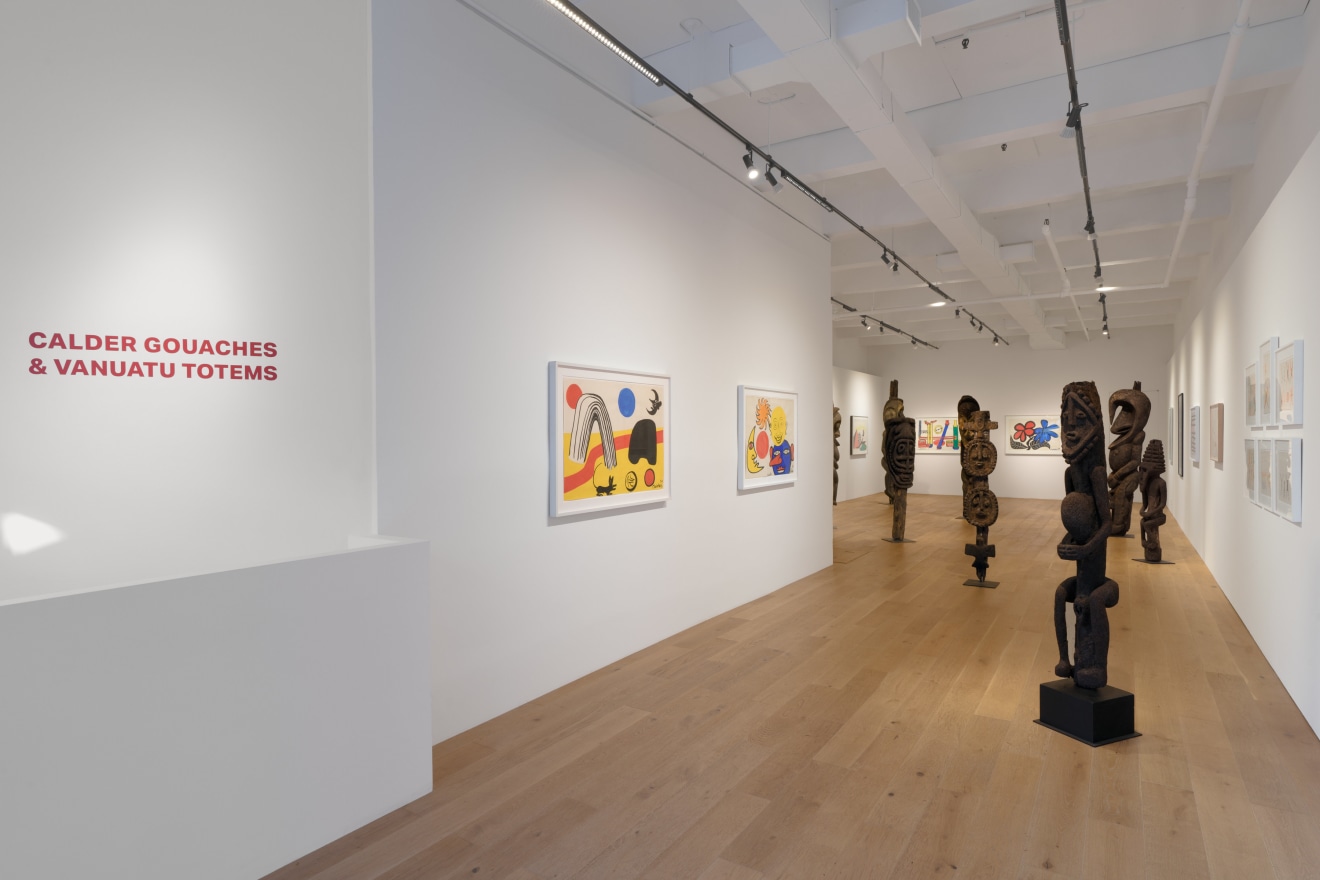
[1061,381,1104,464]
[887,418,915,488]
[964,486,999,527]
[1108,380,1151,451]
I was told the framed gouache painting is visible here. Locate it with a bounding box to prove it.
[1259,337,1278,427]
[1245,363,1258,427]
[1275,340,1304,426]
[1190,405,1201,465]
[915,417,960,453]
[551,362,669,517]
[1207,403,1224,464]
[1274,437,1302,523]
[1245,439,1257,504]
[1258,437,1274,512]
[850,416,869,456]
[1005,415,1062,454]
[739,387,797,489]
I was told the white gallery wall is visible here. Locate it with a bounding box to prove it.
[372,0,834,741]
[838,325,1172,501]
[832,367,893,503]
[0,0,377,600]
[1167,115,1320,734]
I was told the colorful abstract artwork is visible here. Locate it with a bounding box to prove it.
[1004,415,1062,454]
[915,417,960,453]
[738,387,797,489]
[850,416,868,456]
[551,362,669,517]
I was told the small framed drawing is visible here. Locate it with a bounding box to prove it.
[915,417,960,453]
[850,416,869,456]
[551,362,670,517]
[1258,437,1274,512]
[1207,403,1224,464]
[1245,363,1258,427]
[1168,407,1175,456]
[1245,439,1257,503]
[1190,405,1201,465]
[739,386,797,489]
[1274,437,1302,522]
[1259,337,1278,427]
[1275,340,1304,426]
[1177,393,1185,477]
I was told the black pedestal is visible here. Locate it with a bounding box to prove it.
[1035,679,1140,747]
[963,578,999,588]
[1132,558,1175,565]
[881,537,916,543]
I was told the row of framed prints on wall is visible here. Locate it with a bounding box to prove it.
[550,362,798,517]
[1245,437,1303,522]
[849,415,1065,456]
[1246,338,1303,427]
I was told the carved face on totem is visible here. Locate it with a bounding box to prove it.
[1108,381,1152,451]
[1061,381,1104,464]
[887,419,915,489]
[964,440,997,477]
[965,486,999,527]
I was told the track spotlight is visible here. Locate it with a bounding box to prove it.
[892,261,899,273]
[1103,323,1110,337]
[861,317,869,330]
[969,317,975,328]
[765,165,782,192]
[1061,101,1086,138]
[978,322,984,333]
[881,249,891,266]
[955,308,961,318]
[994,335,1000,346]
[743,151,759,180]
[911,338,917,347]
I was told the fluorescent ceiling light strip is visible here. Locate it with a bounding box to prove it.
[544,0,661,84]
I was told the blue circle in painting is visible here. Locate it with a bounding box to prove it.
[618,388,636,417]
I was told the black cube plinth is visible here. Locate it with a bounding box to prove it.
[1035,679,1140,747]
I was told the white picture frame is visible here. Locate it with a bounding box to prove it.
[1190,405,1201,465]
[1245,439,1257,504]
[738,386,797,490]
[1258,437,1274,513]
[1274,437,1302,523]
[1245,363,1258,427]
[914,417,960,454]
[550,362,670,517]
[850,416,869,456]
[1275,340,1304,427]
[1207,403,1223,464]
[1259,337,1278,427]
[1004,415,1063,455]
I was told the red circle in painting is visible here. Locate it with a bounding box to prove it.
[565,383,582,409]
[755,430,770,458]
[644,469,655,487]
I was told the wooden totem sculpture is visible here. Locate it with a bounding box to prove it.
[957,395,981,504]
[1054,380,1121,689]
[1107,380,1150,536]
[882,380,915,541]
[961,408,1000,584]
[1138,440,1168,563]
[833,406,841,505]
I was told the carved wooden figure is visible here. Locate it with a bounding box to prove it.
[1138,440,1168,563]
[1107,380,1150,535]
[833,406,841,505]
[960,408,1000,583]
[957,395,981,504]
[1054,380,1121,689]
[882,381,915,541]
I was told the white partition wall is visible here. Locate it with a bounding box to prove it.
[0,541,433,880]
[373,0,834,742]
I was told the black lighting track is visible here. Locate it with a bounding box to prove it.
[1055,0,1103,287]
[543,0,1011,347]
[830,297,940,350]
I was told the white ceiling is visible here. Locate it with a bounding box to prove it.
[534,0,1312,348]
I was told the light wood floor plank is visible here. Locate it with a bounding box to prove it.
[265,494,1320,880]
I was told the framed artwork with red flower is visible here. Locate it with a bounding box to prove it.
[1005,414,1063,454]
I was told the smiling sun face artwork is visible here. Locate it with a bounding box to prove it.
[741,389,797,486]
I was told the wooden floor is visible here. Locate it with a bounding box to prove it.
[267,494,1320,880]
